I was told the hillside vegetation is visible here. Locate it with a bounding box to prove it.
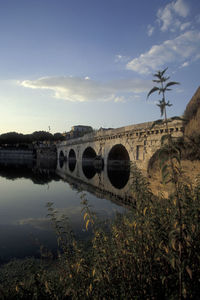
[148,86,200,195]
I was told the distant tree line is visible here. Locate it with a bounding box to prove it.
[0,131,65,145]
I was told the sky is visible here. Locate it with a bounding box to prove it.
[0,0,200,134]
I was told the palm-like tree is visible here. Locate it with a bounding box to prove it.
[147,68,179,125]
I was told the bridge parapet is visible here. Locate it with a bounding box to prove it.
[59,120,183,146]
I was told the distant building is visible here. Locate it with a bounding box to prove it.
[63,125,93,140]
[98,127,114,131]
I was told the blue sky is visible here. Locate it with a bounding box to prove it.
[0,0,200,134]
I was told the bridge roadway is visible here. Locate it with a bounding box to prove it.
[57,119,183,176]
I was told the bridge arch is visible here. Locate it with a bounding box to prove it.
[59,150,65,160]
[82,146,96,161]
[107,144,130,189]
[59,150,65,168]
[82,146,97,179]
[107,144,130,164]
[68,148,76,160]
[147,149,159,174]
[68,148,76,172]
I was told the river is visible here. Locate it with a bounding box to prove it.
[0,156,133,264]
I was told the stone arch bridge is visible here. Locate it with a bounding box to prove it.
[57,119,183,174]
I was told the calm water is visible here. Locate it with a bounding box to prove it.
[0,158,132,263]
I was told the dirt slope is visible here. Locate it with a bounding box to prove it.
[184,86,200,139]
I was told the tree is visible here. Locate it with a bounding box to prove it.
[147,67,181,185]
[32,131,53,142]
[147,68,179,125]
[0,132,22,145]
[53,133,65,141]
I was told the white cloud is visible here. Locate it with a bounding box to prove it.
[147,25,155,36]
[20,76,152,102]
[157,4,173,32]
[115,54,122,61]
[114,96,126,103]
[126,30,200,74]
[180,61,189,68]
[180,21,191,31]
[115,54,130,63]
[157,0,190,32]
[173,0,189,17]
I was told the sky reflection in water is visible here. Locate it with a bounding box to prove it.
[0,164,127,263]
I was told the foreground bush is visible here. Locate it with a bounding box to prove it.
[0,164,200,299]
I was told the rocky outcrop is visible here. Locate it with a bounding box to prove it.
[184,86,200,139]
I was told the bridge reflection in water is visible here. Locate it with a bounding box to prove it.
[56,157,134,208]
[0,155,133,262]
[0,153,134,209]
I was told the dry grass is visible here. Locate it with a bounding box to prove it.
[149,159,200,196]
